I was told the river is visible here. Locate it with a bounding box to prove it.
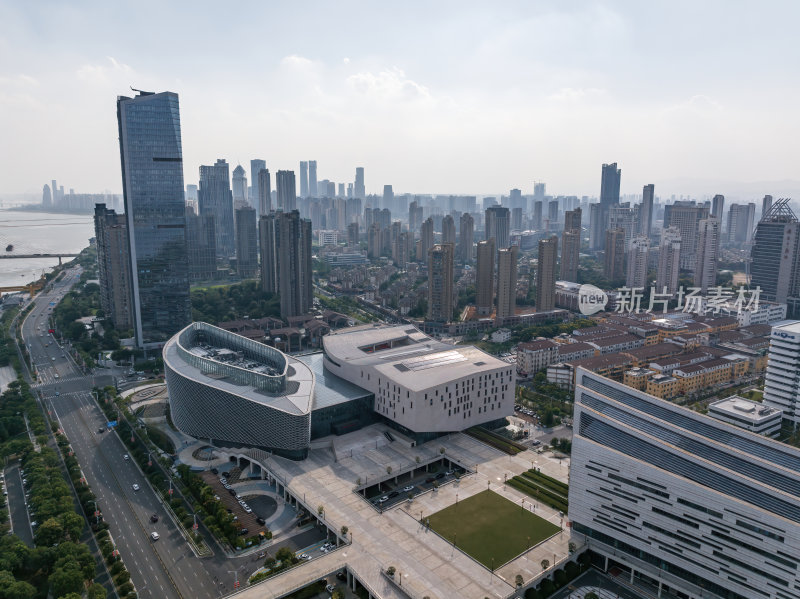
[0,210,94,291]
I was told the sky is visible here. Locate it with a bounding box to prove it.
[1,0,799,200]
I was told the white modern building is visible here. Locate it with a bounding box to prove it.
[318,230,338,246]
[708,395,782,437]
[571,367,800,599]
[764,320,800,426]
[322,324,515,439]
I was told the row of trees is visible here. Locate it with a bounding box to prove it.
[190,281,280,324]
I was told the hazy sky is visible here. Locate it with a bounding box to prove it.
[1,0,799,199]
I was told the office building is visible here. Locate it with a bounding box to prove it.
[476,239,495,316]
[117,90,191,347]
[547,200,559,227]
[694,217,719,294]
[708,396,782,437]
[763,195,774,219]
[457,212,474,264]
[727,203,756,244]
[382,184,393,209]
[604,228,625,280]
[235,206,258,279]
[712,194,725,220]
[764,320,800,426]
[533,181,546,201]
[420,217,434,263]
[511,207,523,231]
[640,184,654,238]
[299,161,308,198]
[308,160,317,197]
[250,159,266,214]
[751,199,800,309]
[94,203,133,330]
[185,206,217,282]
[354,167,365,199]
[533,200,543,230]
[199,159,235,258]
[42,184,52,208]
[600,162,621,208]
[560,230,580,284]
[427,243,454,322]
[485,205,510,250]
[496,245,518,320]
[441,214,456,246]
[589,203,604,251]
[656,226,681,295]
[663,202,709,271]
[257,168,271,216]
[626,235,650,288]
[276,170,296,212]
[232,164,248,206]
[259,210,313,318]
[571,367,800,599]
[536,236,558,312]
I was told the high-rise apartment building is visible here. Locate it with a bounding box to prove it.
[626,235,650,288]
[94,203,133,330]
[250,159,266,214]
[564,207,582,233]
[604,228,625,280]
[536,236,558,312]
[393,231,411,269]
[656,226,681,295]
[726,203,756,244]
[533,182,546,201]
[561,207,582,284]
[663,202,709,271]
[259,210,312,318]
[476,239,495,316]
[485,205,510,250]
[571,367,800,599]
[694,217,720,294]
[185,205,217,282]
[42,184,52,208]
[589,203,604,251]
[347,222,359,246]
[763,195,774,219]
[308,160,317,197]
[441,214,456,246]
[199,159,235,258]
[420,217,434,263]
[232,165,248,206]
[764,320,800,425]
[257,168,271,216]
[367,224,382,259]
[299,161,308,198]
[712,193,725,220]
[354,167,365,199]
[547,200,559,227]
[496,245,518,320]
[458,213,474,263]
[600,162,621,208]
[276,170,296,212]
[382,184,393,209]
[640,184,654,238]
[427,243,454,322]
[235,206,258,279]
[408,201,423,233]
[511,207,523,232]
[533,201,543,230]
[117,90,191,347]
[750,199,800,309]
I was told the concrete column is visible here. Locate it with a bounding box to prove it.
[657,580,663,598]
[630,567,635,584]
[604,556,609,571]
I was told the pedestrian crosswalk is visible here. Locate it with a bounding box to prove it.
[32,373,85,388]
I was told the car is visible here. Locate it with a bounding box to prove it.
[228,489,236,495]
[299,553,310,560]
[220,478,227,484]
[244,507,252,513]
[30,521,37,528]
[238,528,249,536]
[445,470,454,476]
[256,517,266,525]
[235,493,241,499]
[402,485,414,492]
[320,546,329,553]
[336,571,347,581]
[326,584,336,594]
[222,471,230,477]
[97,427,105,433]
[435,472,445,480]
[388,491,399,498]
[425,477,435,483]
[132,484,140,491]
[150,532,159,541]
[123,454,129,461]
[531,440,541,446]
[55,391,60,396]
[51,357,55,361]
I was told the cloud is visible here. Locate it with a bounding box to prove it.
[76,56,132,82]
[547,87,608,104]
[346,67,432,103]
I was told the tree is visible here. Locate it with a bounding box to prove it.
[340,525,349,538]
[87,583,108,599]
[49,565,84,599]
[540,559,549,571]
[275,547,294,564]
[317,505,324,518]
[386,566,396,577]
[332,590,345,599]
[35,517,64,547]
[585,593,599,599]
[386,466,392,475]
[515,574,524,587]
[5,580,37,599]
[568,541,576,554]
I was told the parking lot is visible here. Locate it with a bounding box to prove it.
[361,462,467,511]
[200,472,273,537]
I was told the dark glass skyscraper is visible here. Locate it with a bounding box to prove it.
[117,90,191,347]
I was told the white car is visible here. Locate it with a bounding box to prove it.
[123,455,129,461]
[132,484,140,491]
[402,485,414,492]
[299,553,310,560]
[150,532,160,541]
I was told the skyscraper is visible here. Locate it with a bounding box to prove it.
[308,160,318,197]
[441,214,456,246]
[600,162,621,208]
[712,193,725,220]
[51,179,58,206]
[299,161,309,198]
[185,205,217,281]
[762,194,774,219]
[347,222,359,246]
[564,207,582,233]
[496,245,518,320]
[656,227,681,295]
[420,217,434,263]
[640,184,654,238]
[726,203,756,244]
[259,210,312,318]
[199,159,235,258]
[536,236,558,312]
[117,90,190,347]
[276,170,296,212]
[42,184,52,208]
[694,218,719,294]
[604,229,625,280]
[235,206,258,279]
[354,167,365,199]
[589,203,604,251]
[232,165,248,206]
[511,207,523,231]
[547,200,559,227]
[626,235,650,288]
[427,243,454,322]
[94,203,133,331]
[750,199,800,308]
[382,184,393,210]
[257,168,271,216]
[250,159,266,213]
[561,208,582,284]
[485,205,510,250]
[533,201,543,230]
[476,239,495,316]
[663,202,709,271]
[458,213,474,263]
[367,223,382,258]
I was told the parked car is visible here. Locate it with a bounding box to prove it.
[123,454,129,461]
[402,485,414,492]
[299,553,310,560]
[256,517,266,525]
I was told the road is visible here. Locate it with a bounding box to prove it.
[21,267,330,598]
[4,463,33,546]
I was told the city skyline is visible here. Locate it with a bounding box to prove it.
[2,2,800,199]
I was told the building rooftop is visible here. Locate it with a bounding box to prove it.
[621,342,682,361]
[518,339,558,352]
[709,396,781,423]
[558,341,595,355]
[588,333,639,348]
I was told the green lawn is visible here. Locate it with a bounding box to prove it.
[427,490,560,568]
